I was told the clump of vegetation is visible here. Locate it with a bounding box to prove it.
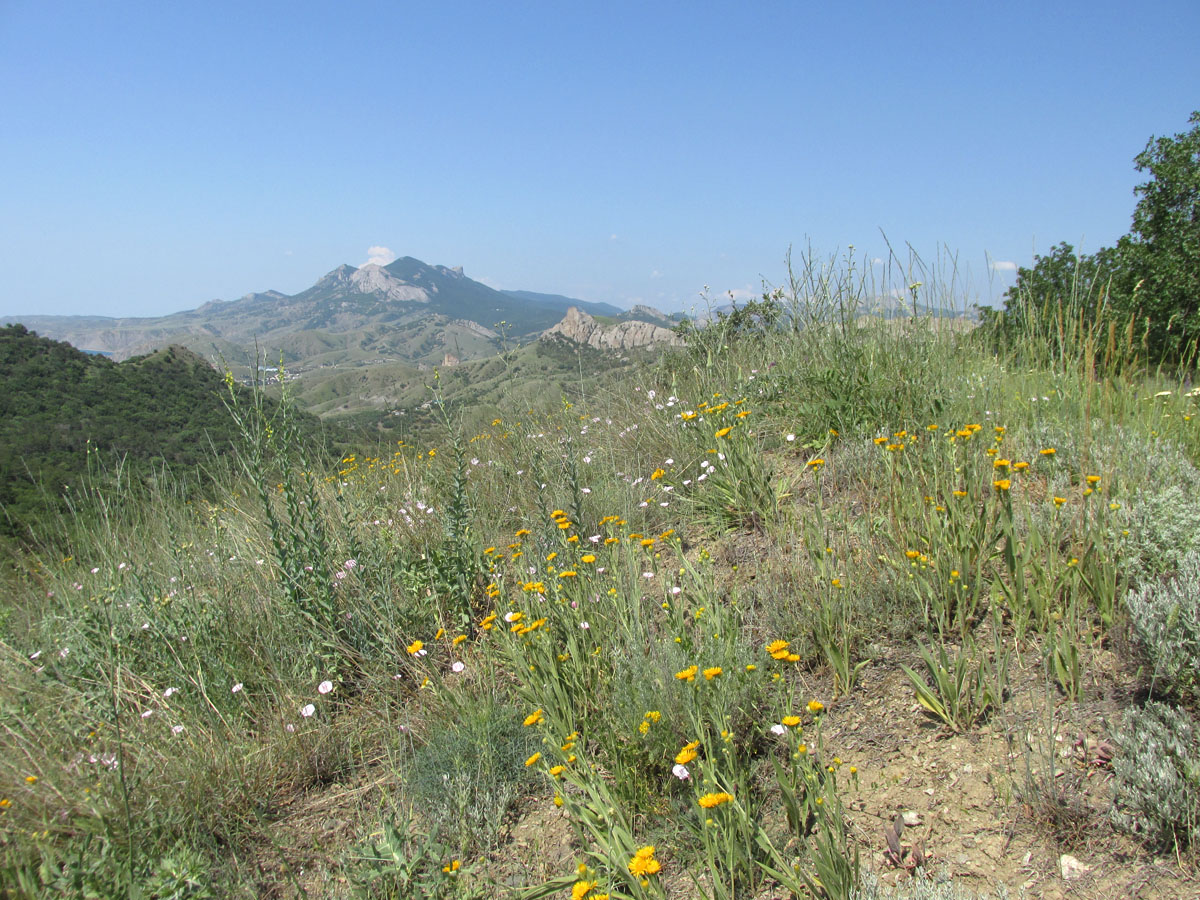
[1125,550,1200,700]
[1110,701,1200,849]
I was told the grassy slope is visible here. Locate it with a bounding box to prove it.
[2,278,1199,898]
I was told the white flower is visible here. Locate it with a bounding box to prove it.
[171,725,184,735]
[770,724,787,736]
[141,710,154,718]
[231,683,243,693]
[672,764,690,780]
[579,621,590,630]
[786,434,796,442]
[285,723,296,733]
[451,661,465,673]
[504,611,519,622]
[29,650,41,660]
[318,680,333,694]
[300,704,316,718]
[163,687,178,698]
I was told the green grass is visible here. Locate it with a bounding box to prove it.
[3,249,1200,898]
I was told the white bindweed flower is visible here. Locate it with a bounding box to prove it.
[451,661,465,673]
[163,687,178,698]
[672,764,690,780]
[141,710,154,718]
[318,680,333,694]
[231,683,243,693]
[770,724,787,736]
[300,704,315,718]
[171,725,184,735]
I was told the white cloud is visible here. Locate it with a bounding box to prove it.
[724,286,756,303]
[609,234,619,241]
[990,260,1018,272]
[365,245,396,266]
[650,269,662,279]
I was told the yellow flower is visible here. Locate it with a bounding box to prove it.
[551,509,565,517]
[1053,496,1066,507]
[765,639,790,656]
[807,699,825,714]
[993,479,1011,491]
[524,752,542,767]
[515,528,530,537]
[781,715,801,727]
[698,792,734,808]
[523,709,544,727]
[993,458,1011,469]
[628,845,662,877]
[806,458,825,469]
[651,468,665,480]
[1013,461,1029,471]
[953,490,968,498]
[1040,448,1056,456]
[675,741,699,765]
[406,639,424,655]
[549,765,566,777]
[640,538,655,548]
[675,665,698,682]
[554,794,564,807]
[572,881,596,900]
[703,666,722,680]
[24,776,37,785]
[715,427,732,438]
[581,554,596,563]
[1085,474,1101,484]
[559,570,578,578]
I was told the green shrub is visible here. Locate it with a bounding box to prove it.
[1125,550,1200,699]
[403,696,537,854]
[1109,701,1200,848]
[852,872,1011,899]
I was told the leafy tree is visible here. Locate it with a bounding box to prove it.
[994,111,1199,363]
[1124,110,1200,360]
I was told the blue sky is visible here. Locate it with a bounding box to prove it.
[2,1,1197,317]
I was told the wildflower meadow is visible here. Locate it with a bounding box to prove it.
[3,250,1200,899]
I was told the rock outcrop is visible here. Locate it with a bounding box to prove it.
[543,307,681,351]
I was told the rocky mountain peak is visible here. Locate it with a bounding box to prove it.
[544,307,681,351]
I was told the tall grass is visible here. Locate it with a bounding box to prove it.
[3,248,1200,897]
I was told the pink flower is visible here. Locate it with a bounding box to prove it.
[318,680,333,694]
[300,704,315,718]
[672,764,690,780]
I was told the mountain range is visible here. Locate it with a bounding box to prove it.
[1,256,656,370]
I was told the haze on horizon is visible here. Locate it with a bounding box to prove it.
[1,1,1197,319]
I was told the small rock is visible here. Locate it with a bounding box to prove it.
[1060,854,1090,880]
[902,811,922,827]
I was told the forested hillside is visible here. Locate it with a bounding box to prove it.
[0,325,316,540]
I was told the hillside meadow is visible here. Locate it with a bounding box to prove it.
[2,257,1200,899]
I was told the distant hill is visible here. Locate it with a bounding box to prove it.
[0,324,321,541]
[3,257,626,377]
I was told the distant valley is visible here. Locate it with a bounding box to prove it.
[3,255,684,422]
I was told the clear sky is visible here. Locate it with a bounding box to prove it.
[2,1,1197,317]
